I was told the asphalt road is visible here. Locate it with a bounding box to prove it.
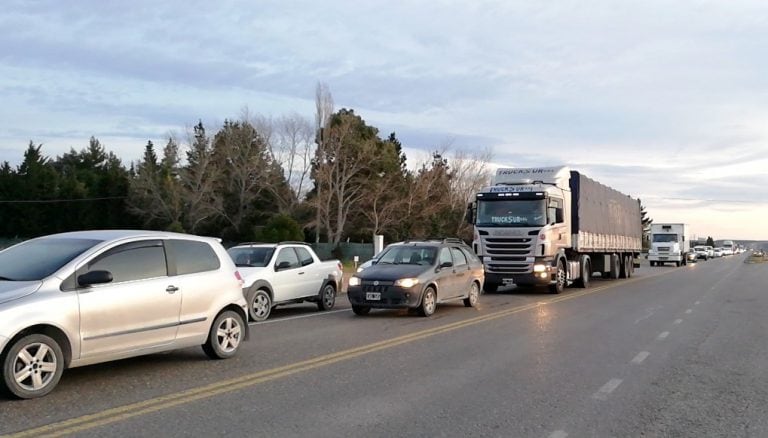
[1,254,766,437]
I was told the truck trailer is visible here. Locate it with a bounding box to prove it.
[467,166,642,293]
[648,223,691,267]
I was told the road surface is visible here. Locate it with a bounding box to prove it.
[1,254,765,437]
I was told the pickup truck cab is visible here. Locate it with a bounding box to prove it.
[227,242,343,322]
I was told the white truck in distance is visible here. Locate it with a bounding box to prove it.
[227,242,343,322]
[648,223,691,267]
[467,166,642,294]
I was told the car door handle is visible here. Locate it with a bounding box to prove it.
[298,272,305,275]
[166,285,179,294]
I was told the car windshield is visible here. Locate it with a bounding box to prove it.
[652,234,678,243]
[376,246,437,266]
[476,200,546,227]
[0,238,102,281]
[228,247,275,267]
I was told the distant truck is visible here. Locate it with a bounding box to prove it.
[721,240,735,256]
[466,166,642,294]
[648,223,691,267]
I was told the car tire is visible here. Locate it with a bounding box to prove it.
[1,334,65,399]
[464,282,480,307]
[352,305,371,316]
[548,261,566,294]
[317,283,336,311]
[247,289,272,322]
[418,287,437,317]
[202,310,245,360]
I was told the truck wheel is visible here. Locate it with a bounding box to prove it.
[419,287,437,316]
[620,255,632,278]
[483,283,498,294]
[247,289,272,322]
[576,260,591,288]
[317,283,336,311]
[464,282,480,307]
[352,305,370,316]
[548,262,566,294]
[610,255,621,279]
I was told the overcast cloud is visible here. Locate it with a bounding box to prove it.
[1,0,767,239]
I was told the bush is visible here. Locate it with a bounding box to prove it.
[254,214,304,243]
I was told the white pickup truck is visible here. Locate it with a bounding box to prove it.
[227,242,343,322]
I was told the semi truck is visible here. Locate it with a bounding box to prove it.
[647,223,691,267]
[466,166,642,294]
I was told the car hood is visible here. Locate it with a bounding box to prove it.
[357,264,431,281]
[0,281,41,305]
[238,267,269,285]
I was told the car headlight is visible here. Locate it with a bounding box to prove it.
[348,277,361,287]
[394,278,419,288]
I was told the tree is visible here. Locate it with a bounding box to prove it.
[254,214,304,242]
[181,121,222,233]
[128,140,184,230]
[706,236,715,247]
[639,199,653,250]
[312,82,334,243]
[211,119,291,240]
[311,109,392,244]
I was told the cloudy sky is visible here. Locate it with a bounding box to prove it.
[2,0,767,239]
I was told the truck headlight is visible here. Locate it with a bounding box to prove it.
[348,277,361,287]
[394,278,419,288]
[533,264,547,273]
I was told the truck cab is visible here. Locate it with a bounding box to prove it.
[648,223,690,267]
[469,167,571,292]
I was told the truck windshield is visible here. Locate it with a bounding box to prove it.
[653,234,678,243]
[476,200,546,227]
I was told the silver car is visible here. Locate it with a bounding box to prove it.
[0,230,249,399]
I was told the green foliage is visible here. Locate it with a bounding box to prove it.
[706,236,715,247]
[254,214,304,242]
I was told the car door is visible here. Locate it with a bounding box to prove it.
[450,247,472,298]
[433,247,458,300]
[294,246,323,299]
[271,247,303,301]
[76,240,182,359]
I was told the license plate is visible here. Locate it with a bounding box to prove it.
[366,292,381,300]
[659,257,668,260]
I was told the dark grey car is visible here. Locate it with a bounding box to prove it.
[346,239,485,316]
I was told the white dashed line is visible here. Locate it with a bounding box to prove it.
[548,431,568,438]
[250,308,350,325]
[685,309,692,314]
[631,351,650,364]
[593,378,623,400]
[657,331,670,340]
[674,319,683,324]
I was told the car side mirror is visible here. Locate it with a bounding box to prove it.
[275,261,291,271]
[78,270,113,287]
[440,261,453,269]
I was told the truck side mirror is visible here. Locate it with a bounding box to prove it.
[465,202,475,225]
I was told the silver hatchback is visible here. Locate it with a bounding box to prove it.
[0,230,249,399]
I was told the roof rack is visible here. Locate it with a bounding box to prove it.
[236,241,270,246]
[402,237,467,244]
[278,241,311,246]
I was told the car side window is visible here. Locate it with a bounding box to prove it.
[450,247,468,266]
[294,247,314,266]
[460,247,480,263]
[83,241,167,284]
[439,248,452,266]
[274,248,300,270]
[166,239,220,275]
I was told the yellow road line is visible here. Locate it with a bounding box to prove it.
[5,267,677,438]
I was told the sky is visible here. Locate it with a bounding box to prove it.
[1,0,767,240]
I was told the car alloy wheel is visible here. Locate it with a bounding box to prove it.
[464,282,479,307]
[2,334,64,399]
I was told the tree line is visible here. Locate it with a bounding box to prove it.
[0,85,493,244]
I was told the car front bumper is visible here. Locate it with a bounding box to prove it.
[347,285,422,308]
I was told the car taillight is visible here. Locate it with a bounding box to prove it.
[234,270,244,286]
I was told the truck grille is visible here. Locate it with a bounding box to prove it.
[482,237,534,274]
[657,247,670,252]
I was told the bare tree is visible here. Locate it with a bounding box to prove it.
[312,82,334,243]
[448,147,494,235]
[275,113,314,204]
